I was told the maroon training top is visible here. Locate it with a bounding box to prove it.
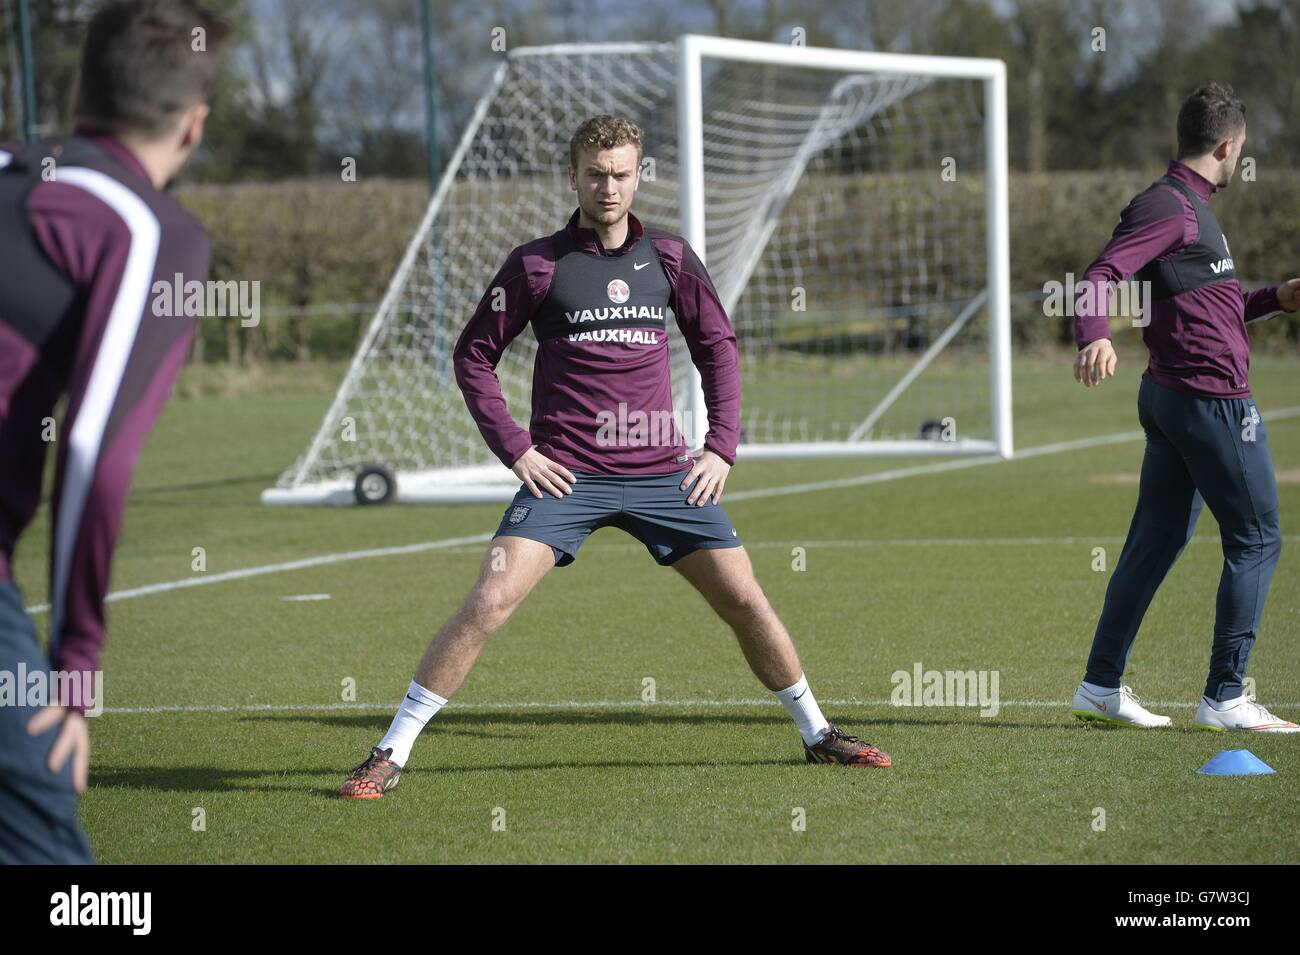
[1074,160,1281,397]
[0,133,210,699]
[453,209,741,474]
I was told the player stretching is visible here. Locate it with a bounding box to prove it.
[1069,83,1299,732]
[340,116,891,797]
[0,0,227,861]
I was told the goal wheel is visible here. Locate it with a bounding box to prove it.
[918,419,946,441]
[354,466,396,506]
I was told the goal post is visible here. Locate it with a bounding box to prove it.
[262,35,1012,507]
[674,35,1011,462]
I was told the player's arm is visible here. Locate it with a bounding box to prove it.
[663,238,741,505]
[48,308,202,687]
[1243,279,1298,323]
[452,247,574,498]
[27,184,208,785]
[1073,190,1188,387]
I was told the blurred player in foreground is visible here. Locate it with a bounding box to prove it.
[0,0,228,861]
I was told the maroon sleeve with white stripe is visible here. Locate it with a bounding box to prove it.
[26,161,209,705]
[1242,284,1281,323]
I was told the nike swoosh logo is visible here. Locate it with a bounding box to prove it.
[404,694,424,704]
[1081,694,1108,712]
[793,689,807,701]
[634,262,649,270]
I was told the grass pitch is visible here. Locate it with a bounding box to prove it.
[13,352,1300,863]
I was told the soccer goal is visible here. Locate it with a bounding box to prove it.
[263,35,1011,506]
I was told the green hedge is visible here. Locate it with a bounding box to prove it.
[175,170,1299,362]
[176,178,429,363]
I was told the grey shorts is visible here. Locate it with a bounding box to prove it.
[493,468,742,567]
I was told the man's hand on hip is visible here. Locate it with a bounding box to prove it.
[680,449,731,506]
[512,448,576,499]
[27,706,90,793]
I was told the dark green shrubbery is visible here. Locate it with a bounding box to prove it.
[175,170,1298,364]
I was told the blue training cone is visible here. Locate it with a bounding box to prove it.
[1196,749,1276,777]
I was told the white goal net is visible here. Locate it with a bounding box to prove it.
[265,35,1009,505]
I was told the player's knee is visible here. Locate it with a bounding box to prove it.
[719,582,768,622]
[468,581,522,628]
[1262,512,1283,565]
[1222,516,1283,569]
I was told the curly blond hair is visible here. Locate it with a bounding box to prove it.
[568,115,643,169]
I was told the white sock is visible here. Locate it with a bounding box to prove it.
[775,673,829,745]
[1205,694,1244,711]
[378,681,447,766]
[1081,680,1119,696]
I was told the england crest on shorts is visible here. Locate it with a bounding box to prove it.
[507,504,531,525]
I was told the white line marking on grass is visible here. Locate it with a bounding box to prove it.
[102,697,1299,715]
[749,535,1300,547]
[446,535,1300,553]
[281,594,332,602]
[24,405,1300,615]
[727,404,1300,503]
[25,533,493,614]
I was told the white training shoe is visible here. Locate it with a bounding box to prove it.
[1194,693,1300,733]
[1071,683,1172,728]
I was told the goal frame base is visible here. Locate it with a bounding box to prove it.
[261,438,1005,506]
